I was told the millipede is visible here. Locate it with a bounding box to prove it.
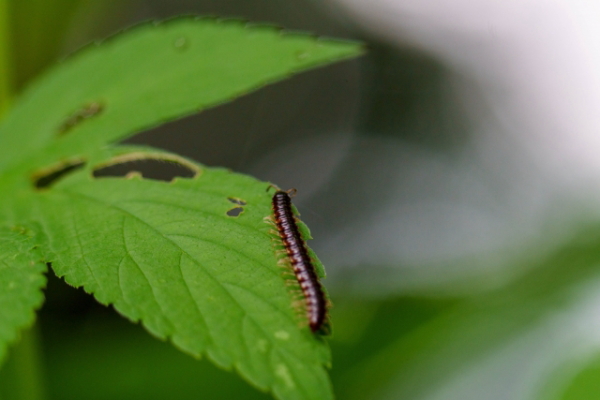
[271,189,327,333]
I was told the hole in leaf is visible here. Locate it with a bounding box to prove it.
[93,159,196,182]
[227,207,244,217]
[58,102,104,135]
[33,160,86,189]
[227,197,247,206]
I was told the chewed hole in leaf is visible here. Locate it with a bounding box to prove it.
[93,159,195,181]
[32,159,86,189]
[226,197,247,217]
[57,102,104,135]
[92,152,200,182]
[227,207,244,217]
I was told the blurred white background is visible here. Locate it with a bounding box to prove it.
[304,0,600,290]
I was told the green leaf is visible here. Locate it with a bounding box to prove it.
[0,17,363,174]
[13,146,332,400]
[0,226,46,362]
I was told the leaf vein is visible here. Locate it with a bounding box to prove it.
[121,217,176,335]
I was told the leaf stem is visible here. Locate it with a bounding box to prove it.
[0,0,12,116]
[0,325,47,400]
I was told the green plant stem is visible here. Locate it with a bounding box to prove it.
[0,4,44,397]
[0,324,46,400]
[0,0,11,117]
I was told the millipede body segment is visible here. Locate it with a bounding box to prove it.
[271,190,327,333]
